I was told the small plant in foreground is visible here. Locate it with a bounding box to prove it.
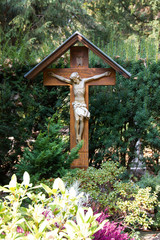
[117,187,157,229]
[93,209,134,240]
[0,172,105,239]
[137,171,160,229]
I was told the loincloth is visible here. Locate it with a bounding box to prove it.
[72,101,90,119]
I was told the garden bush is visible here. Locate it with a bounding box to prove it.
[0,65,70,184]
[1,60,160,184]
[117,187,157,229]
[93,209,134,240]
[89,60,160,170]
[63,161,158,230]
[137,171,160,196]
[137,171,160,229]
[16,116,82,183]
[63,161,137,211]
[0,172,105,239]
[0,172,136,240]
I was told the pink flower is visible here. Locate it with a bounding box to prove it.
[17,226,24,233]
[93,211,134,240]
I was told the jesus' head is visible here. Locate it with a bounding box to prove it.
[70,72,81,84]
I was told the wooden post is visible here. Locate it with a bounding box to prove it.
[70,46,89,169]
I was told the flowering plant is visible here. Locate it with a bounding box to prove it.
[93,209,134,240]
[0,172,106,239]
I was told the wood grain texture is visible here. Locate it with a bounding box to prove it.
[43,68,116,86]
[70,46,89,68]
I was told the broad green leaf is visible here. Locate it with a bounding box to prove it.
[0,186,10,193]
[19,206,28,215]
[76,207,85,226]
[0,201,5,213]
[49,204,60,215]
[22,171,30,188]
[65,220,78,238]
[53,178,65,193]
[85,207,93,222]
[41,183,53,195]
[9,174,17,191]
[39,219,48,232]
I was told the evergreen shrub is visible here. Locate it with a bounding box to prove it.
[89,60,160,170]
[137,171,160,195]
[16,116,82,183]
[0,64,70,184]
[1,59,160,184]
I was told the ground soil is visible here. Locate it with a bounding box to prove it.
[140,231,160,240]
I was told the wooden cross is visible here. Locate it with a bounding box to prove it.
[43,46,116,169]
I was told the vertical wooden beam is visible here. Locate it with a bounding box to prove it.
[70,46,89,68]
[70,46,89,169]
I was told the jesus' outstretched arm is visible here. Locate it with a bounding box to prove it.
[83,71,111,83]
[49,72,71,84]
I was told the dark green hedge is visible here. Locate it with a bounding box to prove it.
[0,60,160,183]
[0,64,70,183]
[89,60,160,171]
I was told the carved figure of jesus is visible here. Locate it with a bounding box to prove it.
[49,71,111,143]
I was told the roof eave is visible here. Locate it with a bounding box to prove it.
[24,32,79,80]
[24,32,131,80]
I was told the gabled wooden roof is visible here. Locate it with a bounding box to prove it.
[24,31,131,80]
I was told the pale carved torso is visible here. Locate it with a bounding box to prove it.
[73,81,85,103]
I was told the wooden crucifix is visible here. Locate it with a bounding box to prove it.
[43,46,116,169]
[24,32,131,169]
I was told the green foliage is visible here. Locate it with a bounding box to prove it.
[0,0,159,65]
[0,65,70,184]
[137,171,160,195]
[87,0,160,39]
[0,172,105,239]
[63,161,158,230]
[137,171,160,228]
[89,60,160,169]
[117,187,157,229]
[0,0,102,66]
[1,60,160,184]
[16,117,82,182]
[63,161,136,211]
